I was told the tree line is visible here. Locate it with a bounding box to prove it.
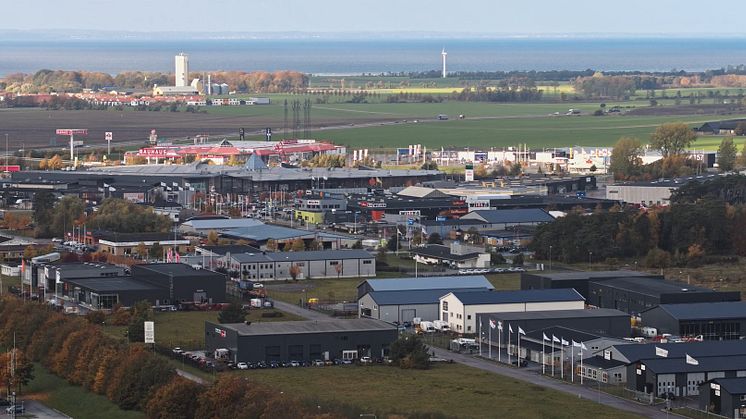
[531,175,746,267]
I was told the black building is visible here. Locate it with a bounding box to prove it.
[132,263,227,303]
[699,378,746,418]
[521,271,739,316]
[641,302,746,341]
[205,319,398,363]
[65,276,166,308]
[587,277,740,316]
[477,308,632,339]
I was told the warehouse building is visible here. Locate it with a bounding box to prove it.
[358,288,489,324]
[92,231,190,256]
[628,354,746,398]
[458,208,556,229]
[641,302,746,341]
[410,243,490,268]
[476,308,631,340]
[205,318,398,363]
[607,340,746,365]
[698,377,746,418]
[440,289,585,334]
[132,263,227,303]
[521,270,659,299]
[356,275,493,300]
[587,277,740,316]
[64,276,165,309]
[221,249,375,281]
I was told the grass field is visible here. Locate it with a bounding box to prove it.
[25,363,145,419]
[241,363,641,419]
[103,309,304,348]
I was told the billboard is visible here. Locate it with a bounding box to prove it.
[144,321,155,344]
[56,129,88,136]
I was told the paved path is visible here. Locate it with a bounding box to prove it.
[176,368,208,385]
[430,347,670,419]
[22,400,72,419]
[273,300,331,320]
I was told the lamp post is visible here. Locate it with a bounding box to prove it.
[588,251,592,271]
[549,245,553,272]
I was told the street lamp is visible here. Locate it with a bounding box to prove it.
[588,251,593,271]
[549,245,553,272]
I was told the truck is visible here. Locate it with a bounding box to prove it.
[432,320,450,332]
[641,326,657,338]
[417,321,436,334]
[250,298,263,308]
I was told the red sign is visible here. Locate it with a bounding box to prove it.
[56,129,88,136]
[0,165,20,172]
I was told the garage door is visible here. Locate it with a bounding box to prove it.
[400,309,416,323]
[686,373,705,396]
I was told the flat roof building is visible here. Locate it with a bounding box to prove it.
[641,302,746,341]
[477,308,631,340]
[358,288,490,324]
[698,377,746,418]
[205,318,398,363]
[221,249,375,281]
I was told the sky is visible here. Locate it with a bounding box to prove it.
[6,0,746,36]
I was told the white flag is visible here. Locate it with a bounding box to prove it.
[543,333,550,341]
[552,335,560,343]
[655,346,669,358]
[518,327,526,336]
[561,338,569,346]
[686,354,699,365]
[489,319,496,329]
[497,321,503,331]
[581,342,587,351]
[572,340,581,347]
[509,324,513,333]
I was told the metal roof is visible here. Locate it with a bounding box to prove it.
[524,326,600,343]
[485,308,629,321]
[613,340,746,364]
[593,277,716,297]
[216,318,397,336]
[366,288,489,306]
[529,270,656,281]
[645,301,746,321]
[460,208,555,224]
[583,356,627,370]
[711,378,746,395]
[132,263,224,278]
[64,277,160,292]
[222,225,316,241]
[410,244,481,261]
[642,354,746,374]
[449,288,584,305]
[182,218,264,230]
[229,249,373,263]
[360,275,493,292]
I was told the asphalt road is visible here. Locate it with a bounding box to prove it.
[272,299,331,320]
[176,368,208,385]
[430,346,670,419]
[15,400,72,419]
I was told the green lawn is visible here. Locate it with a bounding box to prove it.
[1,274,21,294]
[240,363,641,419]
[103,309,304,349]
[486,272,521,290]
[24,363,144,419]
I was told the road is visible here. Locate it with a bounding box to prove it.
[430,346,669,419]
[176,368,208,385]
[272,299,331,320]
[19,400,71,419]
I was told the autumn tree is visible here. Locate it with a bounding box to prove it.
[610,137,643,179]
[145,376,204,419]
[265,239,278,251]
[388,334,430,369]
[290,238,306,252]
[650,123,697,157]
[289,264,301,281]
[718,137,738,172]
[127,301,152,343]
[0,349,34,396]
[135,242,148,259]
[46,154,65,170]
[207,230,219,245]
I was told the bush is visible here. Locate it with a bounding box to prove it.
[389,335,430,369]
[644,247,671,268]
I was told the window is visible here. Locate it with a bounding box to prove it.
[467,326,471,332]
[442,301,449,311]
[363,260,372,265]
[467,315,471,320]
[329,261,339,266]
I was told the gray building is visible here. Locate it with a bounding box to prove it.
[641,302,746,341]
[356,275,493,300]
[606,174,720,206]
[205,319,398,363]
[64,276,165,308]
[698,377,746,418]
[221,249,375,281]
[521,270,658,299]
[43,262,125,295]
[588,277,740,316]
[132,263,227,303]
[477,308,631,340]
[456,208,556,230]
[358,288,488,324]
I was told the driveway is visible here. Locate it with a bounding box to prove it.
[272,299,331,320]
[430,346,670,419]
[11,400,71,419]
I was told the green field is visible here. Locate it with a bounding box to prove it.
[241,363,641,419]
[25,364,145,419]
[103,309,304,348]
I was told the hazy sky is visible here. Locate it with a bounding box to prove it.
[7,0,746,35]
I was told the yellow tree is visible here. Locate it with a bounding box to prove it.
[47,154,64,170]
[290,238,306,252]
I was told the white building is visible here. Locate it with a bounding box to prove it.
[439,289,585,334]
[175,53,189,87]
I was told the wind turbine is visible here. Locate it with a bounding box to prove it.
[441,48,448,78]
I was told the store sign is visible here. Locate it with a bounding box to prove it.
[215,328,226,337]
[144,321,155,344]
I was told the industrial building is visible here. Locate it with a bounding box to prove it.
[358,288,489,324]
[92,231,190,256]
[356,275,493,300]
[439,289,586,334]
[606,340,746,366]
[521,270,739,316]
[606,173,720,206]
[641,302,746,341]
[204,318,398,363]
[220,249,375,281]
[476,308,631,340]
[698,377,746,418]
[458,209,556,229]
[410,243,490,268]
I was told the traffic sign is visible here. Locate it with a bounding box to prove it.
[407,218,414,225]
[105,132,113,141]
[436,216,447,222]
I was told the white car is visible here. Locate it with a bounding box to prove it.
[237,362,249,370]
[360,356,373,364]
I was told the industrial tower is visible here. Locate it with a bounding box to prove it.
[441,48,447,78]
[175,53,189,87]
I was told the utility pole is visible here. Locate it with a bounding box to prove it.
[5,133,8,171]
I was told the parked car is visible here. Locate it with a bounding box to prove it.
[324,360,334,366]
[289,360,301,367]
[268,361,278,368]
[237,362,249,370]
[340,359,353,365]
[312,359,325,367]
[6,405,24,414]
[359,356,373,364]
[172,347,183,355]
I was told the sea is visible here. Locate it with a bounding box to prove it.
[3,37,746,76]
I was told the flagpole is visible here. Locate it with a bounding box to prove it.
[560,338,564,379]
[571,342,574,383]
[488,321,492,359]
[479,319,482,358]
[580,343,584,384]
[551,337,555,377]
[517,331,521,366]
[542,336,545,375]
[498,323,501,363]
[508,324,511,366]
